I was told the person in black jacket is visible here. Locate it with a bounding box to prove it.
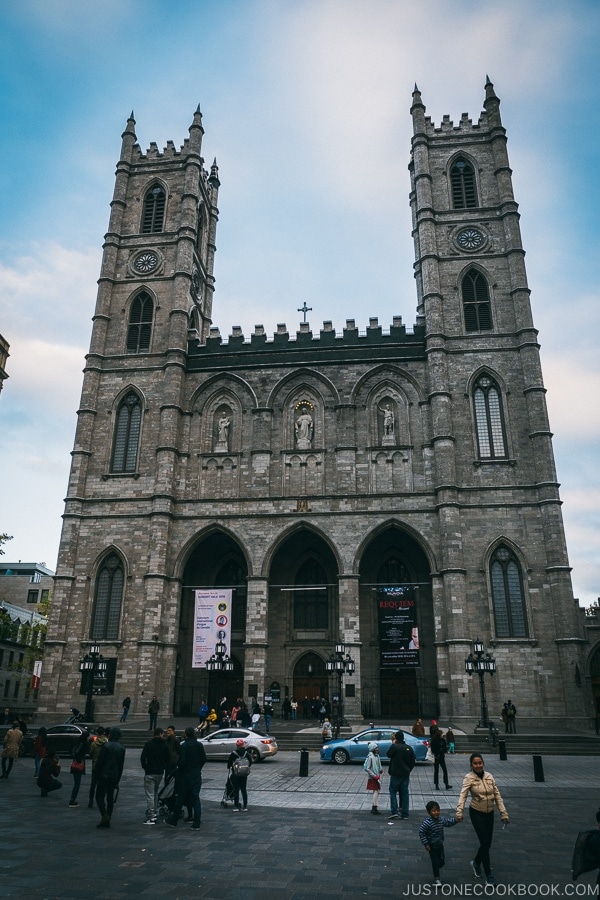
[95,727,126,829]
[37,752,62,797]
[386,731,416,820]
[431,728,452,791]
[166,726,206,830]
[140,727,170,825]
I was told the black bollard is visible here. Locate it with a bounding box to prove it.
[498,739,507,761]
[299,747,309,777]
[533,754,545,782]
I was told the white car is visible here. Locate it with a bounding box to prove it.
[197,727,278,763]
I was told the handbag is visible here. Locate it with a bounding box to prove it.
[70,759,84,774]
[425,747,434,763]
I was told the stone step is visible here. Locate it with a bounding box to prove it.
[454,733,600,756]
[115,728,600,755]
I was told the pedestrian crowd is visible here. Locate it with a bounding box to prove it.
[4,698,600,889]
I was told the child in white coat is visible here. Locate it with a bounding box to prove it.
[364,741,383,814]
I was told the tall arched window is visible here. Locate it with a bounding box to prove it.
[473,375,507,459]
[141,184,166,233]
[111,392,142,473]
[126,292,154,353]
[490,546,528,637]
[450,158,477,208]
[91,553,124,640]
[294,559,329,630]
[462,269,492,332]
[377,557,411,585]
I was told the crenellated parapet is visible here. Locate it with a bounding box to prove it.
[188,316,426,360]
[128,139,212,181]
[420,110,491,136]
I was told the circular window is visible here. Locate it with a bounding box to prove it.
[456,227,486,252]
[132,250,160,274]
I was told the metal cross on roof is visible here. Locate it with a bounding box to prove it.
[298,301,312,323]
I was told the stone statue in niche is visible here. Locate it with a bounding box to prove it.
[294,404,314,450]
[215,411,231,452]
[381,402,395,446]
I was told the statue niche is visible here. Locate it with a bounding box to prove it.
[379,400,396,446]
[294,400,314,450]
[215,407,232,453]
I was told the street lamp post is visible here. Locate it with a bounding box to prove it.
[326,642,355,731]
[464,637,496,728]
[206,641,234,709]
[78,643,107,722]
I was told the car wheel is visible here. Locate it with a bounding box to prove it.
[247,747,260,764]
[332,748,349,765]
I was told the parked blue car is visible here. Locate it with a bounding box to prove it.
[320,726,430,765]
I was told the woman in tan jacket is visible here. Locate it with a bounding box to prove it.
[455,752,509,886]
[1,722,23,778]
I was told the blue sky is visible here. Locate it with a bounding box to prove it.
[0,0,598,606]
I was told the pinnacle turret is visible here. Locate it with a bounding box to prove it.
[119,110,137,162]
[188,105,204,153]
[209,158,220,187]
[410,83,426,134]
[483,75,502,127]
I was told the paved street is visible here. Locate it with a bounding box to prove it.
[1,748,599,898]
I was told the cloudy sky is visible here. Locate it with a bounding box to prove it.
[0,0,598,606]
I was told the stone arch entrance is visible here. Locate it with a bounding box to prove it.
[358,526,437,719]
[293,652,328,718]
[174,531,247,716]
[267,527,339,705]
[590,643,600,733]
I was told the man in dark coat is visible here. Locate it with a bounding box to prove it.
[167,726,206,830]
[140,727,170,824]
[95,727,126,828]
[387,730,416,820]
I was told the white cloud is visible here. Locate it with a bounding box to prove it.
[0,242,99,343]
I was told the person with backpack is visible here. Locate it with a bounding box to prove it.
[386,730,416,820]
[227,737,252,811]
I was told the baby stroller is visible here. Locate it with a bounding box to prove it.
[220,771,235,808]
[157,774,183,822]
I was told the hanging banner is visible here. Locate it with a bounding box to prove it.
[192,589,232,668]
[31,659,43,690]
[377,586,419,668]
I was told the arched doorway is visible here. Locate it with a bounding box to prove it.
[267,527,339,707]
[377,558,418,717]
[590,644,600,733]
[359,526,437,720]
[175,531,247,716]
[293,652,328,718]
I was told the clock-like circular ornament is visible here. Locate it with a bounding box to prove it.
[133,250,160,274]
[456,227,485,251]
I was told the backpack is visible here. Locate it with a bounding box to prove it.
[232,752,250,777]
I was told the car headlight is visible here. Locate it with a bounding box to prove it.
[322,744,330,751]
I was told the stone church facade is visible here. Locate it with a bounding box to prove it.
[40,83,594,729]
